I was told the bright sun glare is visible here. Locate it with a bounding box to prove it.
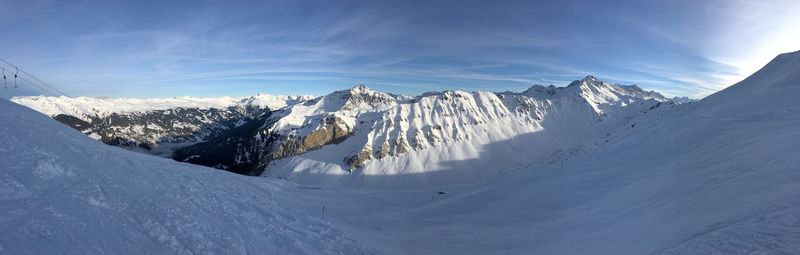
[717,0,800,88]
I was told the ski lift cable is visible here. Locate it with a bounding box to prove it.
[0,63,61,96]
[0,58,42,92]
[18,67,68,96]
[0,56,69,97]
[18,77,59,96]
[0,57,67,96]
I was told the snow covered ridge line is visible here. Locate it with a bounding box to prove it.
[176,76,680,177]
[9,75,681,177]
[10,94,315,119]
[8,93,316,158]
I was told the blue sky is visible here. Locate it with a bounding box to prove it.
[0,0,798,99]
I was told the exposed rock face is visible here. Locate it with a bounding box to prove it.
[393,136,409,155]
[303,117,351,151]
[340,85,398,112]
[174,115,354,176]
[270,116,352,161]
[345,149,373,171]
[375,142,390,159]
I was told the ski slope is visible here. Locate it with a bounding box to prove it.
[0,99,371,254]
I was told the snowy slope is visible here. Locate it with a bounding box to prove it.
[0,98,372,254]
[266,51,800,254]
[692,50,800,118]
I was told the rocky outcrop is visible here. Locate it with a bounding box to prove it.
[375,142,390,159]
[174,115,355,176]
[345,149,373,171]
[270,116,352,160]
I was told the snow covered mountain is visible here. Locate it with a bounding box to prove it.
[10,94,312,156]
[175,77,673,182]
[0,97,372,254]
[11,78,673,179]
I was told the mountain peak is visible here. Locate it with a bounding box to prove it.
[583,75,598,82]
[349,84,376,94]
[319,84,398,113]
[567,75,601,87]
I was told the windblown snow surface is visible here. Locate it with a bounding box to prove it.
[0,99,372,254]
[2,50,800,254]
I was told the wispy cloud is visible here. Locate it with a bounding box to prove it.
[0,0,797,99]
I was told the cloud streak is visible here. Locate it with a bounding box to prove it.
[0,0,797,99]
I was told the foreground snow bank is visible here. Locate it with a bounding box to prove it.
[0,99,371,254]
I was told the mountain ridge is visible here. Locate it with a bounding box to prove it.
[11,76,679,179]
[176,77,675,181]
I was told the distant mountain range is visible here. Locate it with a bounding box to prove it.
[11,94,311,157]
[12,76,682,177]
